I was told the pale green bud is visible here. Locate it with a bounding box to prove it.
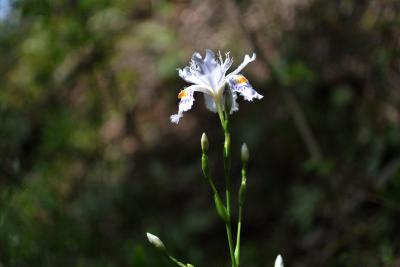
[274,254,283,267]
[201,133,209,152]
[146,232,166,251]
[241,143,249,163]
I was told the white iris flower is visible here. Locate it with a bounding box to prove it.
[170,49,263,124]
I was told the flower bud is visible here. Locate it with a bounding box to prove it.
[274,254,284,267]
[201,133,209,152]
[241,143,249,163]
[146,232,166,251]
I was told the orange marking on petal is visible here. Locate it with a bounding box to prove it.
[235,75,248,84]
[178,89,188,99]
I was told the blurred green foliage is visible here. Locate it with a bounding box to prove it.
[0,0,400,266]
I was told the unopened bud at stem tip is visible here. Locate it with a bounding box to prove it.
[241,143,249,162]
[201,133,209,152]
[146,232,166,251]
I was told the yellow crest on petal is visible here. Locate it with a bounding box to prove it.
[235,75,248,84]
[178,89,188,99]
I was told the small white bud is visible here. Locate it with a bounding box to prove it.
[241,143,249,163]
[201,133,209,152]
[146,232,165,251]
[274,254,284,267]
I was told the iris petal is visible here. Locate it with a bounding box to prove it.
[227,53,256,78]
[228,74,263,101]
[203,94,217,112]
[170,85,210,124]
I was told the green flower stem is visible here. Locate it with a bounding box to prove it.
[234,207,242,265]
[225,222,236,267]
[223,126,236,267]
[165,253,193,267]
[223,126,232,215]
[217,105,237,267]
[148,241,193,267]
[201,133,229,223]
[235,161,247,265]
[201,152,219,197]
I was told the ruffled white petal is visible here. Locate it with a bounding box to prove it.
[218,51,233,73]
[193,50,224,92]
[178,67,210,89]
[228,75,263,101]
[201,49,219,74]
[227,53,256,78]
[217,51,233,88]
[170,85,211,124]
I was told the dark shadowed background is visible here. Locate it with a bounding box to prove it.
[1,0,400,266]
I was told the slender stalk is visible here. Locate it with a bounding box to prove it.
[147,234,194,267]
[224,125,236,267]
[235,207,243,264]
[235,158,247,265]
[216,105,237,267]
[225,223,236,267]
[202,152,219,197]
[166,253,191,267]
[223,127,231,216]
[201,133,228,223]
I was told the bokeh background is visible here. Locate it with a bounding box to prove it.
[1,0,400,266]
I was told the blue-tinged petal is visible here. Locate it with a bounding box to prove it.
[228,74,263,101]
[170,85,210,124]
[190,50,223,90]
[191,49,218,74]
[170,87,195,124]
[203,93,217,113]
[178,67,209,88]
[203,49,219,72]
